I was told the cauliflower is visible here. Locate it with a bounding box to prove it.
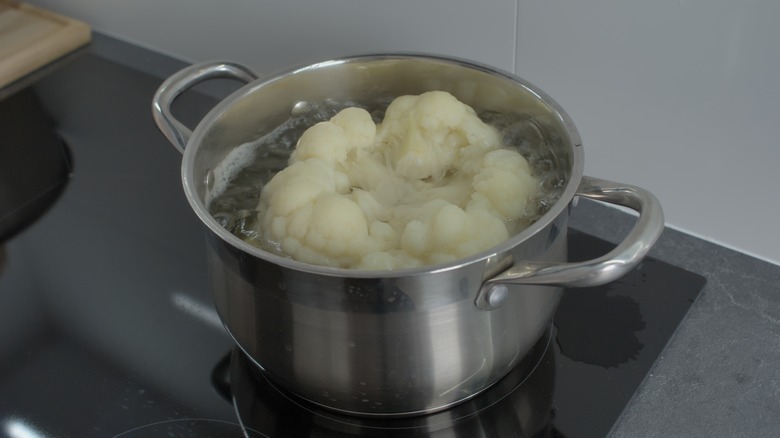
[256,91,538,269]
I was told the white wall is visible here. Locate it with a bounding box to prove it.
[514,0,780,266]
[28,0,780,265]
[27,0,518,73]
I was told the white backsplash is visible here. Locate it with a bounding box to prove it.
[26,0,518,73]
[514,0,779,265]
[27,0,780,265]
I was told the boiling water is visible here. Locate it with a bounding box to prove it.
[207,99,568,255]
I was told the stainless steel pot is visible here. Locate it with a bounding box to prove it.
[152,54,664,417]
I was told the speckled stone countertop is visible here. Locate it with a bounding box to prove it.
[570,200,780,437]
[22,32,780,437]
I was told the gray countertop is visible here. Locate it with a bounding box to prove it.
[13,33,780,437]
[571,201,780,437]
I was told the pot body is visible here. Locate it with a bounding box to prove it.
[208,206,567,416]
[153,54,663,416]
[229,330,556,435]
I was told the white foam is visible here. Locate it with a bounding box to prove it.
[205,141,258,207]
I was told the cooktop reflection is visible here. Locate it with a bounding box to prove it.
[211,230,706,437]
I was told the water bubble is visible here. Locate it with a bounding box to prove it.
[205,170,215,191]
[291,101,310,116]
[212,212,231,228]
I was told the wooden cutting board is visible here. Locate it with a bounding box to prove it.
[0,1,91,88]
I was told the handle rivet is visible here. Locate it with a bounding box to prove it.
[486,284,509,308]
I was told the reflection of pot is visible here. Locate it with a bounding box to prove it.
[226,327,557,437]
[152,54,663,416]
[0,89,71,242]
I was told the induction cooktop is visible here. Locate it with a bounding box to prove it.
[0,51,705,437]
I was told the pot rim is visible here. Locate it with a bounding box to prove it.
[181,53,584,279]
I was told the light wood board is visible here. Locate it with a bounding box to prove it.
[0,1,91,88]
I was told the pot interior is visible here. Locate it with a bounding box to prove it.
[184,54,583,270]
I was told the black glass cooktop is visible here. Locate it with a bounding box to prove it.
[0,223,705,438]
[0,50,705,437]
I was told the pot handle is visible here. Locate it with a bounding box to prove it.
[152,61,258,154]
[476,175,664,309]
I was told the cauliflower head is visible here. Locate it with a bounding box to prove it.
[256,91,538,269]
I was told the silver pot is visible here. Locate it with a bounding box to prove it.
[152,54,664,417]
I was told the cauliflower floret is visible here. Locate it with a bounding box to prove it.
[262,159,335,216]
[375,91,470,181]
[330,107,376,154]
[255,92,539,269]
[399,202,510,263]
[473,149,537,219]
[290,121,348,165]
[306,194,368,254]
[431,203,469,249]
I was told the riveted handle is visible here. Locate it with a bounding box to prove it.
[476,176,664,309]
[152,61,258,154]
